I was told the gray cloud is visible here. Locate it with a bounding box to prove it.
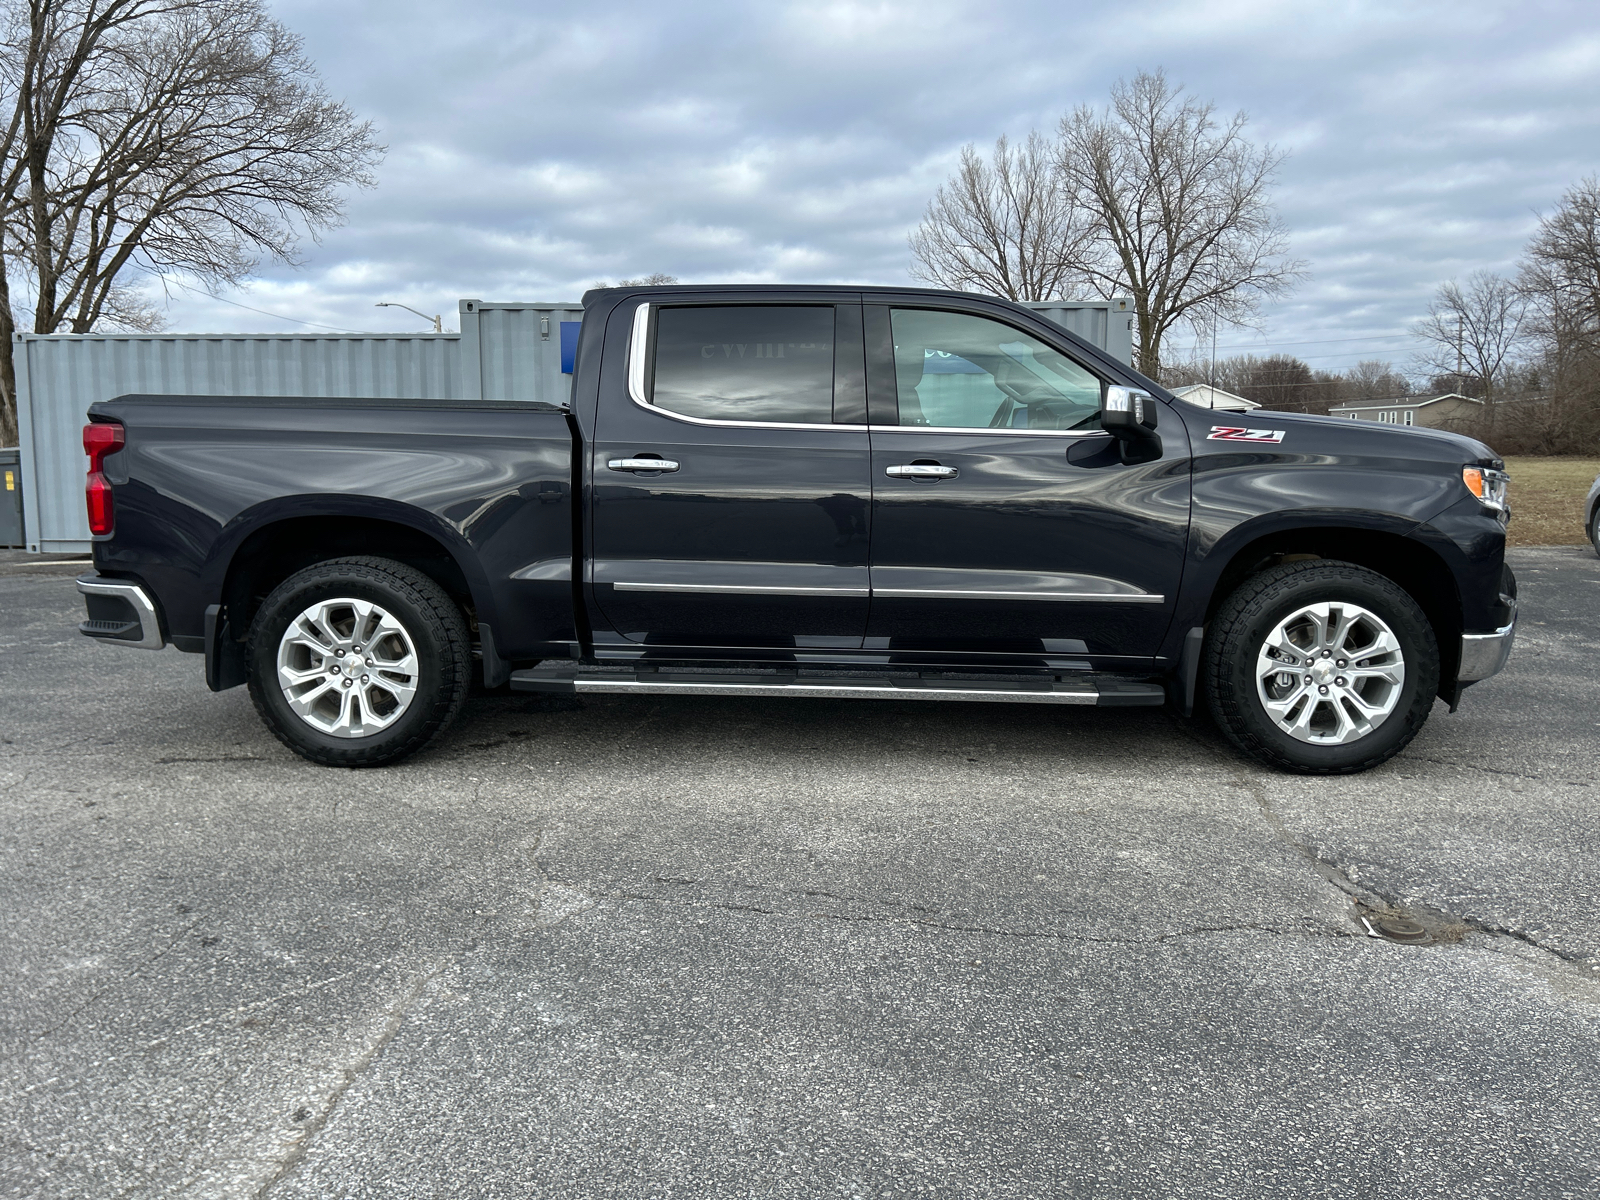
[152,0,1600,375]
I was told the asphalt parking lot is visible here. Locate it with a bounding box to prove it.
[2,547,1598,1199]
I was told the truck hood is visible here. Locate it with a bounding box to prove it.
[1237,409,1502,468]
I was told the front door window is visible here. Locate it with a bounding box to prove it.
[889,309,1103,432]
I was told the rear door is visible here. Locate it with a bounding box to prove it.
[862,301,1191,666]
[588,296,871,651]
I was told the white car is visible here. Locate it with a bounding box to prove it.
[1587,471,1600,556]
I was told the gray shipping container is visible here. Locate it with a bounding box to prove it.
[0,446,22,548]
[15,295,1133,553]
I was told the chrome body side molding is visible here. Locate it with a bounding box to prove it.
[594,558,870,598]
[868,565,1163,604]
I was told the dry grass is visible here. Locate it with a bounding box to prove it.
[1502,456,1600,546]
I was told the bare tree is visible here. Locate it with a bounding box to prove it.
[590,273,678,288]
[0,0,382,446]
[1519,177,1600,408]
[1157,351,1338,412]
[908,132,1089,301]
[1055,70,1304,381]
[1231,353,1340,414]
[1521,175,1600,339]
[1344,359,1413,402]
[1411,270,1527,403]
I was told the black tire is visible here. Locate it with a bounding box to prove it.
[247,556,472,767]
[1204,560,1439,775]
[1591,506,1600,558]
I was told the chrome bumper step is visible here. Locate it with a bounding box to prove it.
[510,666,1167,707]
[77,575,165,649]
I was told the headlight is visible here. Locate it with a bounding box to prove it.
[1462,466,1509,513]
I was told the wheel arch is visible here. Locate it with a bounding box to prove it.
[209,499,497,648]
[1192,517,1464,697]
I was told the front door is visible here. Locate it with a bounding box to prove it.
[589,298,872,652]
[862,303,1191,667]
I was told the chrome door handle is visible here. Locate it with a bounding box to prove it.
[608,457,679,472]
[886,464,958,479]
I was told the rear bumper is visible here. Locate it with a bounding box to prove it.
[1457,607,1516,684]
[77,574,165,650]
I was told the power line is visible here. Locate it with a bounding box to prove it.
[162,277,374,334]
[1207,349,1421,367]
[1198,332,1415,352]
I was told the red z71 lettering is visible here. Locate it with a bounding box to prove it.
[1207,426,1286,443]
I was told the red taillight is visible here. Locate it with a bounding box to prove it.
[83,421,124,469]
[86,473,114,535]
[83,421,124,536]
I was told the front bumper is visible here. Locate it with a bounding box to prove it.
[77,575,165,650]
[1457,606,1516,684]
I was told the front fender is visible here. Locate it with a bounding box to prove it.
[1168,506,1425,646]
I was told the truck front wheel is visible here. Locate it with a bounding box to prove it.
[246,556,472,767]
[1204,561,1439,774]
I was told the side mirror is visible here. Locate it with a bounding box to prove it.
[1102,386,1162,462]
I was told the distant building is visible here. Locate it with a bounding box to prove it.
[1169,383,1260,413]
[1327,392,1482,429]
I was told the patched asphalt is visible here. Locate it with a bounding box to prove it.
[1,547,1597,1198]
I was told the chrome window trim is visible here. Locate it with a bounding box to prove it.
[873,588,1163,603]
[624,299,849,434]
[626,301,651,406]
[867,423,1109,439]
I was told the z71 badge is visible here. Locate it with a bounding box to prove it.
[1208,426,1286,443]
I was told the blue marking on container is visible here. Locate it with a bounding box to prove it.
[560,322,582,373]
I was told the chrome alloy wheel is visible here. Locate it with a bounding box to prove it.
[1256,601,1406,745]
[275,598,419,738]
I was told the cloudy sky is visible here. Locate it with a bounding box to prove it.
[154,0,1600,376]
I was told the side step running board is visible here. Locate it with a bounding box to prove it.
[509,667,1167,708]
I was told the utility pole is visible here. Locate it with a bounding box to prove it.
[1209,310,1218,391]
[376,302,443,333]
[1455,314,1463,392]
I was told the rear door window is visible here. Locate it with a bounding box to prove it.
[651,306,835,424]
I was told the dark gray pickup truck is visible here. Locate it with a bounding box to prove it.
[74,284,1516,773]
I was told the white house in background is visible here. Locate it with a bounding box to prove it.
[1169,383,1260,413]
[1327,392,1482,429]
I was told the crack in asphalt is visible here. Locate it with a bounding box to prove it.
[1411,754,1596,787]
[31,918,205,1041]
[251,957,456,1200]
[1455,917,1592,965]
[1169,718,1595,971]
[603,887,1350,946]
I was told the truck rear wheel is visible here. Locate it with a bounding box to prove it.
[247,556,472,767]
[1204,560,1439,774]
